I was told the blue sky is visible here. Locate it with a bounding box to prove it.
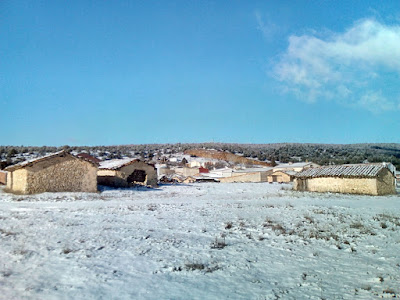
[1,0,400,146]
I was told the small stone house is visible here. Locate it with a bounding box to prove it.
[268,170,296,183]
[294,163,396,195]
[4,151,98,194]
[219,169,271,183]
[273,162,319,173]
[98,158,157,188]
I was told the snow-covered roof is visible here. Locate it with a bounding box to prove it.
[209,168,233,174]
[99,158,139,170]
[273,170,297,176]
[5,150,97,172]
[274,162,316,169]
[295,163,394,179]
[234,167,273,173]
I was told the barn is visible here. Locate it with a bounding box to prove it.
[294,163,396,195]
[4,150,98,194]
[97,158,157,188]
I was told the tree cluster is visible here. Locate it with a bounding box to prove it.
[1,143,400,169]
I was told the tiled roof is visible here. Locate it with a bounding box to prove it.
[295,163,393,179]
[76,153,101,164]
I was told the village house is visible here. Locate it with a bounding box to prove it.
[157,165,175,178]
[173,166,200,177]
[4,150,98,194]
[267,170,296,183]
[98,158,157,188]
[187,161,202,168]
[208,168,233,178]
[273,162,319,173]
[293,163,396,195]
[219,167,272,183]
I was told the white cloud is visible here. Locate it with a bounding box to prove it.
[255,12,277,40]
[274,18,400,112]
[358,91,395,113]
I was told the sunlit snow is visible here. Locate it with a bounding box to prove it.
[0,183,399,299]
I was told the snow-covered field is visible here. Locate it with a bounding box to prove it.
[0,183,399,299]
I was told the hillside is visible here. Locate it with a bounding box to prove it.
[184,149,271,167]
[1,143,400,169]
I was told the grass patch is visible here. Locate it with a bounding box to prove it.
[0,228,17,236]
[211,237,227,249]
[185,263,205,271]
[225,222,233,229]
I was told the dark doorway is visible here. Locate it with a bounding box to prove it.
[127,169,146,183]
[272,175,278,182]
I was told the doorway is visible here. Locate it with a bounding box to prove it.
[127,169,146,184]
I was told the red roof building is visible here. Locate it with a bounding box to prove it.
[199,166,209,173]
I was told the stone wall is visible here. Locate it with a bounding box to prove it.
[119,161,157,187]
[376,169,396,195]
[6,169,28,193]
[25,157,97,194]
[0,171,7,185]
[294,177,378,195]
[97,170,117,177]
[98,161,157,187]
[267,171,292,183]
[183,167,199,177]
[219,172,264,183]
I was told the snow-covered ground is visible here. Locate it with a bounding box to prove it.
[0,183,399,299]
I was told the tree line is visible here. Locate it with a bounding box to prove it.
[1,143,400,169]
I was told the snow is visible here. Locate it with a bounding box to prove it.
[234,167,273,173]
[1,183,399,299]
[4,150,65,171]
[98,158,137,170]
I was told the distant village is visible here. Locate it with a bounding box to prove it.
[0,146,398,196]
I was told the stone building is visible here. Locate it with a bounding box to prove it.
[219,168,271,183]
[4,151,98,194]
[273,162,319,173]
[98,158,157,188]
[267,170,296,183]
[294,163,396,195]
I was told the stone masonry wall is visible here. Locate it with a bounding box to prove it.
[376,169,396,195]
[118,161,157,187]
[294,177,378,195]
[25,157,97,194]
[219,172,263,183]
[97,161,157,188]
[6,169,28,193]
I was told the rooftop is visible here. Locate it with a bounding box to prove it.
[5,150,99,172]
[274,162,316,169]
[5,150,66,172]
[295,163,394,179]
[99,158,138,170]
